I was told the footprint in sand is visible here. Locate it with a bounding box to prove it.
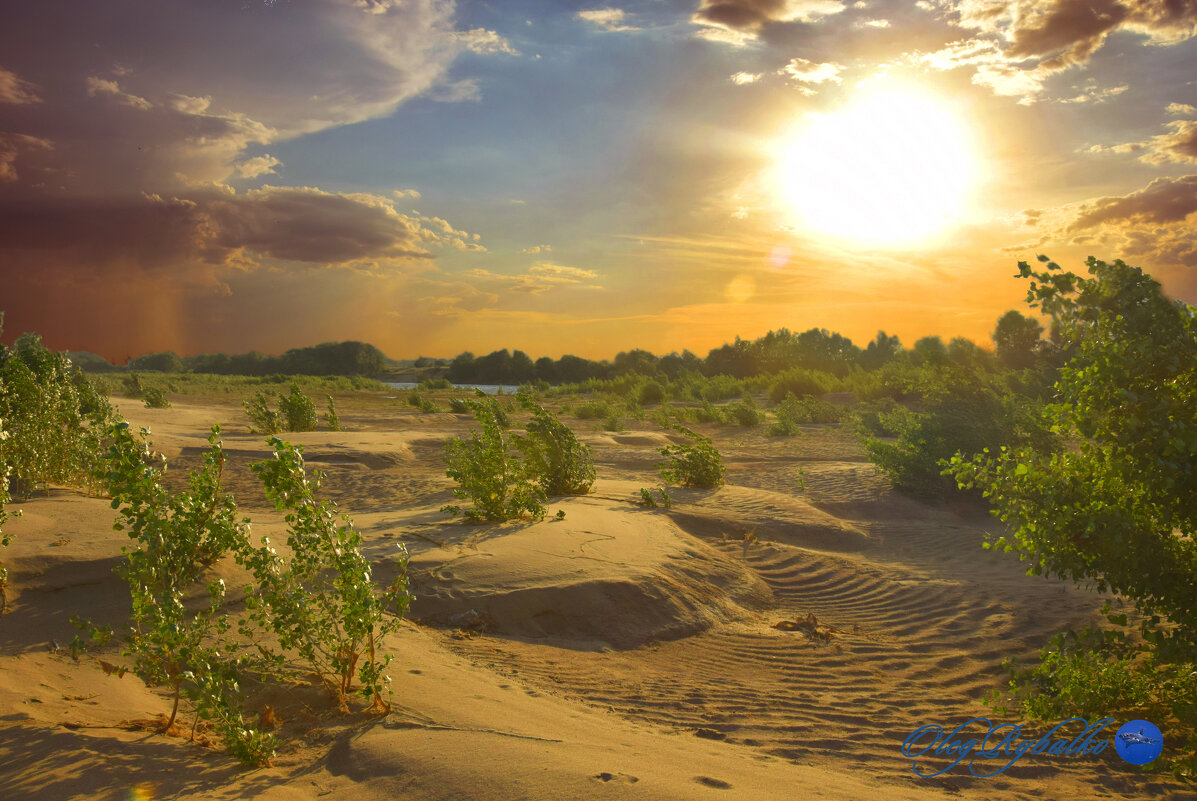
[694,776,733,790]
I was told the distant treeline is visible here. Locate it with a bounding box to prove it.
[445,317,1040,385]
[71,341,388,377]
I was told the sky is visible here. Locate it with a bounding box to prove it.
[0,0,1195,363]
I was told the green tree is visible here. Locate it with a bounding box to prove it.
[992,310,1043,369]
[947,256,1197,776]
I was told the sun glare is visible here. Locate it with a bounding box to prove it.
[776,86,977,247]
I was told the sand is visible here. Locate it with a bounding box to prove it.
[0,394,1189,800]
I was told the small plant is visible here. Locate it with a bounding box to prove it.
[121,373,145,398]
[638,380,666,405]
[638,486,672,508]
[448,397,470,414]
[418,397,440,413]
[727,399,762,427]
[324,395,341,431]
[601,413,624,432]
[442,396,546,522]
[244,439,412,710]
[514,394,595,496]
[141,387,171,409]
[407,391,422,407]
[278,383,318,432]
[658,426,726,489]
[101,422,274,765]
[795,467,807,493]
[243,390,281,434]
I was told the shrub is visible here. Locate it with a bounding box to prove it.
[243,390,281,434]
[324,395,341,431]
[768,367,834,404]
[574,400,611,419]
[659,427,726,489]
[0,331,112,499]
[418,377,452,390]
[101,423,273,765]
[601,413,624,432]
[244,385,321,433]
[638,380,666,405]
[141,387,171,409]
[448,397,470,414]
[407,391,422,407]
[514,394,595,496]
[278,383,318,432]
[726,399,762,427]
[418,397,440,413]
[122,373,145,397]
[442,396,546,522]
[244,439,412,710]
[693,401,724,424]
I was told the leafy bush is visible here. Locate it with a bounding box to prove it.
[122,373,144,397]
[726,399,762,427]
[243,390,281,434]
[574,400,612,419]
[862,365,1035,501]
[244,439,412,709]
[418,397,440,413]
[768,367,835,404]
[0,331,112,499]
[601,413,624,432]
[659,427,726,489]
[324,395,341,431]
[514,394,595,496]
[244,384,321,433]
[278,383,318,432]
[141,387,171,409]
[101,423,274,765]
[418,377,452,390]
[442,396,546,522]
[448,397,470,414]
[637,486,671,508]
[638,380,666,405]
[947,256,1197,776]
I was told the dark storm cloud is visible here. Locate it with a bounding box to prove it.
[1067,174,1197,230]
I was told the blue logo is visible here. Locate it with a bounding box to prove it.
[1115,720,1162,765]
[901,717,1112,778]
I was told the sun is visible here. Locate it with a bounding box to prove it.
[775,85,977,247]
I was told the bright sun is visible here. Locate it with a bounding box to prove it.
[776,86,977,247]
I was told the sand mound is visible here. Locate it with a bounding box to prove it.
[408,499,773,648]
[662,484,869,552]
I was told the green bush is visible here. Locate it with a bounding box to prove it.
[515,394,595,496]
[726,399,762,427]
[574,400,611,419]
[324,395,341,431]
[0,331,112,500]
[418,377,452,390]
[768,367,835,404]
[448,397,470,414]
[659,426,726,489]
[141,387,171,409]
[638,380,666,405]
[442,396,546,522]
[100,423,273,765]
[244,439,412,709]
[244,384,321,433]
[243,390,281,434]
[278,383,318,432]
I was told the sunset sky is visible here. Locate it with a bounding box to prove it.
[1,0,1195,363]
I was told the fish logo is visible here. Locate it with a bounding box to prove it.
[1114,720,1163,765]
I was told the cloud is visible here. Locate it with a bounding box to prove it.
[0,134,52,183]
[0,67,41,104]
[909,0,1197,103]
[1057,83,1128,103]
[235,154,282,179]
[454,28,520,56]
[1066,174,1197,231]
[778,58,844,93]
[577,8,640,32]
[1026,175,1197,267]
[1168,102,1197,116]
[0,1,464,194]
[428,79,483,103]
[1088,117,1197,164]
[691,0,847,43]
[858,18,891,28]
[460,263,601,294]
[520,244,552,253]
[392,187,423,199]
[730,71,763,84]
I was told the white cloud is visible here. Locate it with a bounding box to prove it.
[577,8,639,32]
[731,71,763,85]
[454,28,520,56]
[235,154,282,179]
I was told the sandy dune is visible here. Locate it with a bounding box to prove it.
[0,396,1188,799]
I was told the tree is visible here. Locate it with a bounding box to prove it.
[947,256,1197,776]
[992,310,1043,369]
[128,351,184,373]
